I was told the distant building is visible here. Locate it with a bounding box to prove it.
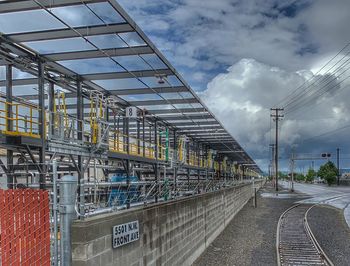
[340,169,350,179]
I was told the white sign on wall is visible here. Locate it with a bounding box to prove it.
[125,106,137,118]
[112,220,139,248]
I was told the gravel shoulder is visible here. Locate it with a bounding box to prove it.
[193,182,306,266]
[308,205,350,266]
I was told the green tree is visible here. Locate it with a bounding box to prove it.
[295,173,305,182]
[305,168,316,183]
[278,171,288,180]
[317,161,338,186]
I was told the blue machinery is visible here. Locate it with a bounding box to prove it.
[108,172,139,206]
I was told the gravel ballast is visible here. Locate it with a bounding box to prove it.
[308,205,350,266]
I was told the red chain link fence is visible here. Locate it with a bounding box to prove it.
[0,189,51,266]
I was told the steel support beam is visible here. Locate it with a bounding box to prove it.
[6,22,133,42]
[147,108,206,115]
[129,98,198,106]
[170,121,219,127]
[19,86,188,100]
[38,60,46,189]
[77,80,84,217]
[142,114,145,157]
[154,120,158,203]
[48,82,55,137]
[0,0,104,14]
[110,86,188,95]
[45,46,153,61]
[82,69,172,80]
[155,114,212,121]
[0,78,40,87]
[173,130,177,196]
[6,64,13,188]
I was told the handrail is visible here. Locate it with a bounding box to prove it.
[0,99,221,170]
[0,99,41,138]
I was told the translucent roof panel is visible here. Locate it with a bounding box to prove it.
[87,34,128,49]
[159,92,193,99]
[0,67,35,80]
[173,103,203,109]
[0,85,38,97]
[0,9,65,34]
[94,78,146,90]
[138,104,174,110]
[118,32,146,47]
[51,3,124,28]
[58,58,124,74]
[86,2,126,24]
[24,38,95,54]
[113,55,159,71]
[140,54,168,69]
[120,94,163,102]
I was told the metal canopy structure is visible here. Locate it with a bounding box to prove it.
[0,0,261,173]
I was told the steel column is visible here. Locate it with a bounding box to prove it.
[60,175,78,266]
[125,117,130,209]
[38,60,46,189]
[142,114,145,157]
[76,81,84,217]
[187,168,190,191]
[48,82,55,137]
[173,130,177,197]
[137,119,140,155]
[154,120,158,203]
[5,64,13,188]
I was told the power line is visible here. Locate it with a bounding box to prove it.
[284,57,350,115]
[285,74,350,116]
[274,42,350,108]
[297,123,350,144]
[284,52,350,109]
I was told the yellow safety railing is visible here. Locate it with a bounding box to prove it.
[109,131,167,161]
[0,96,226,170]
[0,99,41,138]
[214,161,219,171]
[188,151,200,167]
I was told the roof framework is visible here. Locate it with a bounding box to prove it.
[0,0,261,173]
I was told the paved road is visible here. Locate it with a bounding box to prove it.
[280,180,350,227]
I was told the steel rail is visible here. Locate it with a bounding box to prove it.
[277,204,334,266]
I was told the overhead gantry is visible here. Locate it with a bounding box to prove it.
[0,0,262,213]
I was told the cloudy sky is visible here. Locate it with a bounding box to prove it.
[117,0,350,173]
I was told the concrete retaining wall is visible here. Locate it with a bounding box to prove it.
[72,180,264,266]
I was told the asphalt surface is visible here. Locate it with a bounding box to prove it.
[280,180,350,228]
[308,205,350,266]
[193,182,305,266]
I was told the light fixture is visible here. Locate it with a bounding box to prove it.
[155,74,167,84]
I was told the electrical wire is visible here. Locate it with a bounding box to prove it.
[274,42,350,109]
[284,58,350,115]
[296,123,350,144]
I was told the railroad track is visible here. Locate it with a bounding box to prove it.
[277,204,334,266]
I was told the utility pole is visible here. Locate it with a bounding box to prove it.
[269,144,275,185]
[290,148,295,192]
[271,108,284,192]
[337,148,340,185]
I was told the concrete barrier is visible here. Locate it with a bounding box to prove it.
[72,180,264,266]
